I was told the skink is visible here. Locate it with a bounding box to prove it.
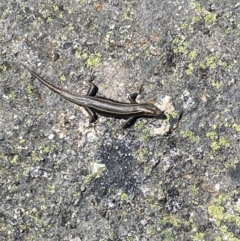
[21,64,166,128]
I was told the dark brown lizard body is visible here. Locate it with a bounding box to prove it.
[22,64,166,128]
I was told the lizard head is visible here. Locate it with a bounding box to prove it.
[141,104,166,118]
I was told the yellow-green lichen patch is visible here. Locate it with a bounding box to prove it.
[10,90,16,99]
[206,128,230,152]
[19,224,29,233]
[233,123,240,132]
[211,80,222,89]
[205,56,217,69]
[28,212,42,229]
[134,120,145,131]
[104,31,113,50]
[219,59,228,68]
[206,131,217,140]
[84,162,106,185]
[19,138,26,144]
[74,47,83,59]
[11,155,19,165]
[0,63,8,71]
[60,34,68,41]
[236,204,240,213]
[40,204,47,211]
[193,232,205,241]
[72,192,80,198]
[140,128,151,142]
[75,50,101,68]
[38,144,56,154]
[180,22,190,30]
[53,5,59,11]
[146,226,157,237]
[107,229,115,240]
[0,154,8,162]
[160,228,174,240]
[177,41,188,54]
[191,184,200,195]
[188,49,199,60]
[143,165,152,176]
[39,3,46,9]
[211,136,230,151]
[219,226,239,241]
[33,17,43,29]
[68,24,74,31]
[208,205,225,226]
[117,191,128,201]
[191,16,201,25]
[161,215,181,228]
[47,184,56,194]
[135,146,148,164]
[31,150,40,162]
[190,1,217,25]
[204,12,217,24]
[60,74,66,82]
[172,36,181,44]
[126,236,134,241]
[26,84,34,96]
[218,136,230,147]
[46,17,53,23]
[2,7,10,18]
[123,6,132,20]
[180,130,200,143]
[185,63,194,75]
[78,0,86,5]
[190,1,204,14]
[207,194,240,241]
[86,53,101,68]
[22,165,31,177]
